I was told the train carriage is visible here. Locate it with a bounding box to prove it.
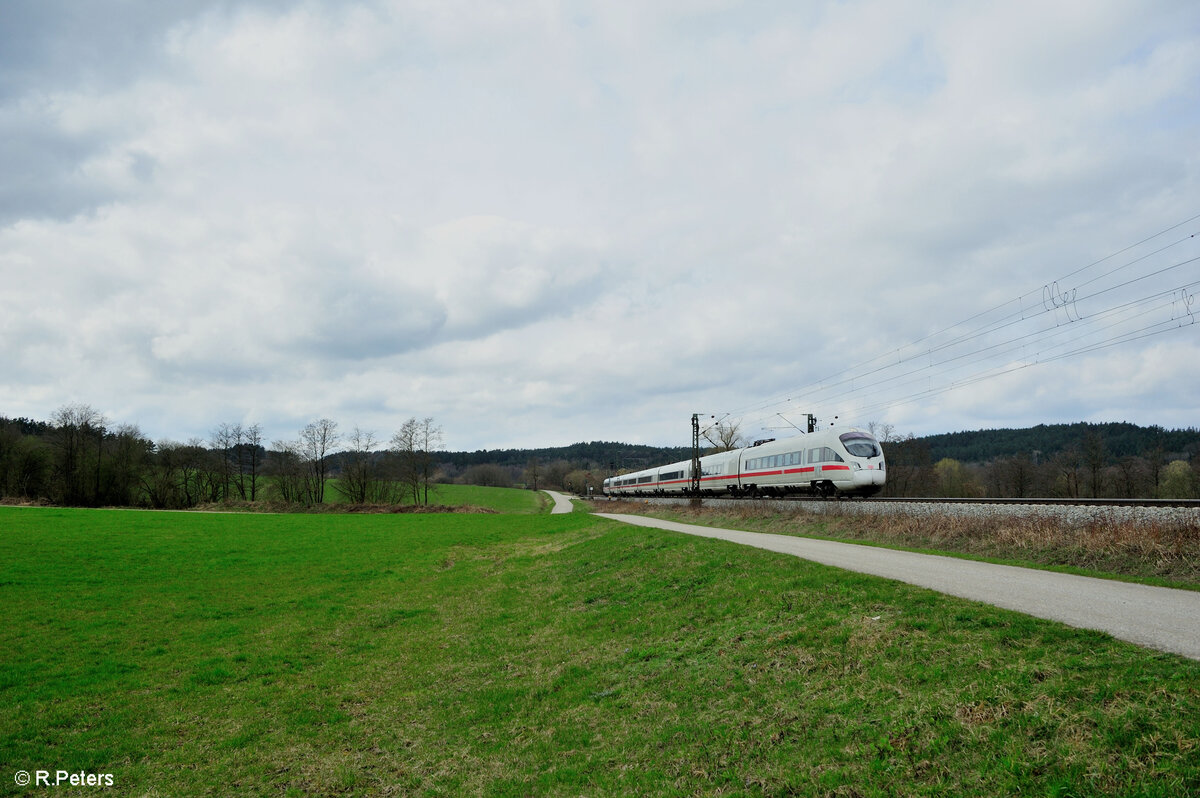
[603,427,885,498]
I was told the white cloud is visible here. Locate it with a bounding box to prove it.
[1,0,1198,448]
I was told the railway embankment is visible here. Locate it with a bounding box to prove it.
[595,497,1200,589]
[612,495,1200,527]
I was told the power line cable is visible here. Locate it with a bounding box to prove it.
[725,215,1200,431]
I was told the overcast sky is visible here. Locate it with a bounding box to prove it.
[2,0,1198,451]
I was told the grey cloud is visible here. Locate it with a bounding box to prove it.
[0,1,303,97]
[296,287,449,361]
[0,1,190,98]
[0,114,115,223]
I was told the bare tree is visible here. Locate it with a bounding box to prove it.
[1084,431,1107,498]
[212,422,239,501]
[391,417,443,505]
[867,421,897,443]
[1115,455,1149,499]
[392,418,420,504]
[339,427,397,504]
[989,454,1034,498]
[542,460,573,491]
[50,403,107,505]
[1054,447,1082,498]
[880,434,930,497]
[460,463,512,488]
[242,423,264,501]
[268,439,306,504]
[703,419,746,452]
[416,418,443,505]
[106,424,149,506]
[143,441,184,509]
[179,438,221,505]
[300,418,340,504]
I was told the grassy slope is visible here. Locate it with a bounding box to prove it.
[2,507,1198,796]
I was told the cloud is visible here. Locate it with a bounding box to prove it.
[0,0,1198,449]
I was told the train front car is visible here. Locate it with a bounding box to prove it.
[736,427,884,497]
[835,429,886,496]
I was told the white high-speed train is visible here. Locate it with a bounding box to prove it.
[603,427,885,498]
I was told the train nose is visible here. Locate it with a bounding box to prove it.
[853,466,885,488]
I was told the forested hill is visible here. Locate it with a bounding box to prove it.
[446,422,1199,471]
[442,441,692,472]
[921,422,1200,464]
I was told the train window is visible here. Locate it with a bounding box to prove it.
[839,432,881,458]
[808,448,819,463]
[826,447,844,462]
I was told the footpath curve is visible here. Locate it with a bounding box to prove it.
[597,512,1200,661]
[543,490,575,515]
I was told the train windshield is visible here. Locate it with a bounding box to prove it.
[839,432,881,458]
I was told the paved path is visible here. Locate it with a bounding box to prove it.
[597,513,1200,661]
[543,491,575,514]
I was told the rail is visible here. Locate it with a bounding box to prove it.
[593,494,1200,509]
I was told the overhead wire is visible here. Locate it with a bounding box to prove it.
[725,214,1200,434]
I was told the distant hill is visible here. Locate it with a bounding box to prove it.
[920,422,1200,464]
[440,422,1199,475]
[440,441,692,473]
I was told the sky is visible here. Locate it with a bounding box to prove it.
[2,0,1199,452]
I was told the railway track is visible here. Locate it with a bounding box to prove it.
[599,494,1200,508]
[598,494,1200,524]
[777,495,1200,509]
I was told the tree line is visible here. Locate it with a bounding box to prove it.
[3,407,1196,506]
[0,405,444,509]
[878,424,1200,500]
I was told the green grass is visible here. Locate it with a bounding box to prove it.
[2,506,1198,796]
[223,483,549,514]
[430,484,549,514]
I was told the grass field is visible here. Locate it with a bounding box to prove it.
[2,505,1198,796]
[199,483,550,515]
[409,483,549,514]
